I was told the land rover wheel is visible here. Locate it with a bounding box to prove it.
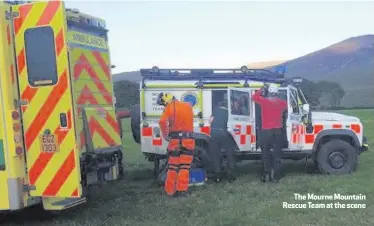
[316,139,358,174]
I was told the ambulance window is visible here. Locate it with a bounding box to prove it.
[230,90,250,116]
[212,90,228,109]
[24,26,58,87]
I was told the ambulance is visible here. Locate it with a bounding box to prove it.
[130,66,369,178]
[0,1,122,212]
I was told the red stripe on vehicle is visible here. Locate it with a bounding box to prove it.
[6,25,11,46]
[350,124,361,134]
[43,149,76,196]
[25,70,68,150]
[14,4,33,35]
[75,54,112,104]
[246,125,252,135]
[332,124,342,129]
[89,117,116,145]
[77,86,98,105]
[36,1,61,26]
[28,113,71,185]
[105,112,120,135]
[71,188,78,197]
[240,134,246,145]
[21,85,37,105]
[10,64,15,84]
[17,48,26,74]
[142,127,152,137]
[153,139,162,146]
[55,28,64,56]
[28,152,54,185]
[92,51,110,79]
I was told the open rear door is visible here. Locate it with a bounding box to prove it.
[227,87,256,151]
[12,1,82,198]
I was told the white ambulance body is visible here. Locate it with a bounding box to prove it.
[130,67,368,175]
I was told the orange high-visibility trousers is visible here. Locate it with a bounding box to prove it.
[165,145,194,196]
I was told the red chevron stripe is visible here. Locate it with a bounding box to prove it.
[25,70,68,150]
[17,48,26,74]
[74,54,112,104]
[36,1,61,26]
[92,51,110,80]
[71,188,78,197]
[28,109,72,185]
[28,152,53,185]
[43,149,76,196]
[10,64,15,84]
[21,85,37,103]
[14,4,33,35]
[77,85,98,105]
[55,28,64,56]
[6,25,11,46]
[89,117,115,145]
[105,112,120,135]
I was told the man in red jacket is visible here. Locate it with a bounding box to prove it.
[252,83,288,183]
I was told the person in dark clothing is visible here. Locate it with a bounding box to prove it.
[208,100,236,183]
[252,83,288,183]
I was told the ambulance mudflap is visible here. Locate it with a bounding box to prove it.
[13,1,82,198]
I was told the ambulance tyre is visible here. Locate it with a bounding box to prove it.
[130,104,141,144]
[316,139,358,175]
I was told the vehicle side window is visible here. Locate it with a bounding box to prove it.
[25,26,58,87]
[290,89,300,114]
[212,90,228,110]
[230,90,250,116]
[278,90,288,101]
[0,139,5,170]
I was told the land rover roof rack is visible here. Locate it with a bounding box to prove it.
[140,66,286,84]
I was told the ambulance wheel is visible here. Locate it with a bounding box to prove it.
[130,104,141,144]
[316,139,358,175]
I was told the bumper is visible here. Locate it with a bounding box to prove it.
[359,136,369,154]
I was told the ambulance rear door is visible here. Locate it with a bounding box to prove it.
[227,87,256,151]
[12,1,82,198]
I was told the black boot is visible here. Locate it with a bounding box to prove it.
[211,172,222,183]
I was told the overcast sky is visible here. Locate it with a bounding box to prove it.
[65,1,374,73]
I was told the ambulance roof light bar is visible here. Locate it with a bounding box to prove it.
[140,66,286,84]
[66,8,107,29]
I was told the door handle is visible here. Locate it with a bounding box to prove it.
[60,113,67,128]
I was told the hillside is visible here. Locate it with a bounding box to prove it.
[113,35,374,107]
[271,35,374,107]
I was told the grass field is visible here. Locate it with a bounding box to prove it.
[3,109,374,226]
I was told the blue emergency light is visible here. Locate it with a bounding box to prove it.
[275,65,286,74]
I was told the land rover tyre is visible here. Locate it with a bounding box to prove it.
[316,139,358,175]
[130,104,141,144]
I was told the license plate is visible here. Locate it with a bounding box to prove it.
[40,134,57,153]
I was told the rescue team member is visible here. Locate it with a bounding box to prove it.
[157,93,195,197]
[252,83,288,183]
[208,100,236,183]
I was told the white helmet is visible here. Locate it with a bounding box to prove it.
[268,84,279,94]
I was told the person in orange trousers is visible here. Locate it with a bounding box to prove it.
[157,92,195,197]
